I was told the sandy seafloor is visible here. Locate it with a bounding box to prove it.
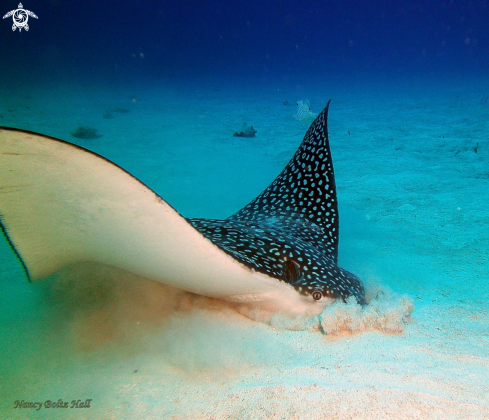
[0,75,488,419]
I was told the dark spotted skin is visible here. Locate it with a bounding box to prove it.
[188,100,366,305]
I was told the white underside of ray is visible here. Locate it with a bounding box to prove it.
[0,129,330,316]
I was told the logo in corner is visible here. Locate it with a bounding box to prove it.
[3,3,38,32]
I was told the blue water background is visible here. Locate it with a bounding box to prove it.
[2,0,488,83]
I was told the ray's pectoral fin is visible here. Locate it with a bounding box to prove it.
[0,128,271,299]
[188,100,366,305]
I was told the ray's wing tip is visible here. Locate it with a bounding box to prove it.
[0,213,32,282]
[303,99,332,143]
[323,99,332,118]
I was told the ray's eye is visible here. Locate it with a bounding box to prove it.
[283,260,301,284]
[312,291,322,301]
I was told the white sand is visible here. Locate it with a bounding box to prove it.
[0,76,488,418]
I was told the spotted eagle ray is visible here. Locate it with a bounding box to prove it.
[0,100,365,316]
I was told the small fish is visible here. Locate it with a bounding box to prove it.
[294,99,317,123]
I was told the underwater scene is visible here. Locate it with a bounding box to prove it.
[0,0,488,418]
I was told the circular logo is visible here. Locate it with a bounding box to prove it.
[13,9,27,27]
